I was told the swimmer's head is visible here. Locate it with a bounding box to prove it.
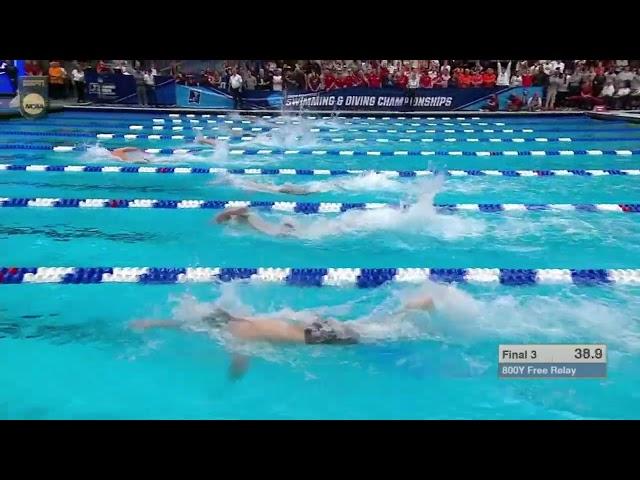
[202,308,233,329]
[282,222,295,230]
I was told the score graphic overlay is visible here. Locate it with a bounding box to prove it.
[499,344,607,379]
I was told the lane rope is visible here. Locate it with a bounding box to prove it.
[3,130,640,144]
[1,266,639,286]
[2,144,637,157]
[2,164,639,178]
[1,197,639,213]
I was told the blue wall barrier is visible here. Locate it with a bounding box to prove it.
[175,85,544,111]
[85,72,176,105]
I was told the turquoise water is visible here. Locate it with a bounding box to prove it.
[1,111,640,419]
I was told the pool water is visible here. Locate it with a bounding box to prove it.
[1,111,640,419]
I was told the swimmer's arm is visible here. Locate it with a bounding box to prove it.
[129,319,182,331]
[229,353,250,381]
[401,295,435,312]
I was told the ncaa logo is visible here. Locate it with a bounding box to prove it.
[21,93,46,117]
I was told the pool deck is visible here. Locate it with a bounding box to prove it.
[587,110,640,124]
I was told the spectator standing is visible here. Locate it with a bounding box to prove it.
[545,71,562,110]
[496,60,522,87]
[293,64,306,90]
[617,66,634,89]
[510,70,523,86]
[272,69,283,91]
[592,69,606,96]
[96,60,109,74]
[556,72,570,108]
[144,70,156,106]
[25,60,43,76]
[47,61,67,99]
[438,69,450,88]
[307,70,321,92]
[600,80,616,108]
[471,69,483,87]
[521,68,534,88]
[567,69,582,96]
[533,65,549,87]
[133,68,147,105]
[482,68,497,87]
[321,68,336,91]
[244,70,257,91]
[630,68,640,106]
[71,62,86,103]
[604,66,617,89]
[613,83,631,109]
[229,68,243,109]
[420,70,432,88]
[367,68,381,88]
[394,71,408,89]
[458,69,472,88]
[256,68,272,90]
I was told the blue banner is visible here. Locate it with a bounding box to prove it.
[85,72,176,105]
[176,85,546,112]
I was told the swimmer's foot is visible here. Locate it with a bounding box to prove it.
[215,206,250,223]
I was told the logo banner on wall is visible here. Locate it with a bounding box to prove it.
[85,72,176,105]
[176,85,539,111]
[281,87,511,112]
[18,76,49,119]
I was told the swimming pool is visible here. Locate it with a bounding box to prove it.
[1,110,640,419]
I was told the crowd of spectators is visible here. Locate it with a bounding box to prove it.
[5,59,639,111]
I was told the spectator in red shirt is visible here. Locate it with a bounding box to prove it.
[482,68,497,87]
[507,94,524,111]
[419,71,432,88]
[353,69,367,87]
[522,68,534,87]
[335,71,347,89]
[322,68,337,90]
[394,71,408,89]
[344,69,356,88]
[367,69,381,88]
[25,60,43,76]
[458,69,472,88]
[471,70,483,87]
[96,60,109,74]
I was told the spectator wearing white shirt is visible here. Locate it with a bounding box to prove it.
[600,80,616,109]
[630,69,640,108]
[510,71,523,87]
[272,69,283,91]
[229,67,243,109]
[496,61,511,86]
[614,83,631,109]
[71,62,86,103]
[616,66,634,89]
[144,70,156,106]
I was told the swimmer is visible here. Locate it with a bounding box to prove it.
[110,147,151,163]
[195,135,217,147]
[130,291,435,379]
[214,175,315,195]
[214,206,297,237]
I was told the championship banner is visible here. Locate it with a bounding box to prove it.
[176,85,545,112]
[18,76,49,119]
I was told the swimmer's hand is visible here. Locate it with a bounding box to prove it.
[229,353,250,381]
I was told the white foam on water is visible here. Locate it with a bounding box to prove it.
[285,176,486,240]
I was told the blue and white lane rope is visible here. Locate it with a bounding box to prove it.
[6,130,640,144]
[2,197,639,213]
[3,164,640,178]
[128,124,540,134]
[4,144,637,157]
[1,266,639,286]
